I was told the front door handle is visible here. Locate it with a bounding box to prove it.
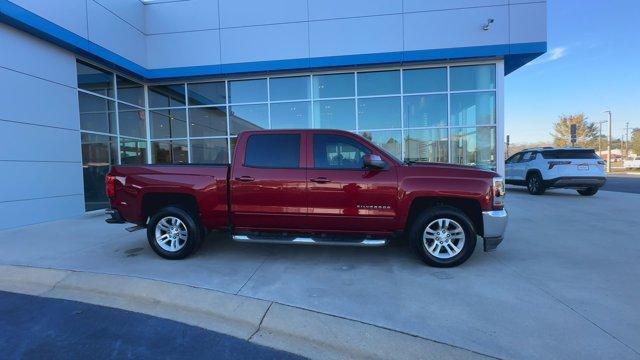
[310,177,331,184]
[235,176,255,182]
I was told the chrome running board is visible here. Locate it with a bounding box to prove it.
[232,234,387,247]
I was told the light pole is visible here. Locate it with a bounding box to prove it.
[597,120,608,154]
[604,110,612,172]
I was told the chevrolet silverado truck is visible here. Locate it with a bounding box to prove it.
[105,129,507,267]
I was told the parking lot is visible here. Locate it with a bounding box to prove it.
[1,187,639,359]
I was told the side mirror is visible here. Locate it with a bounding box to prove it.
[363,154,386,169]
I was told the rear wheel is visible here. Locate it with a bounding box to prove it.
[577,187,598,196]
[526,172,546,195]
[410,206,476,267]
[147,206,203,260]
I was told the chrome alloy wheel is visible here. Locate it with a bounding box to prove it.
[155,216,188,252]
[422,218,465,259]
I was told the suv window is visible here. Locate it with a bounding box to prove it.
[506,153,523,164]
[541,149,599,159]
[521,152,537,162]
[313,134,371,169]
[244,134,300,168]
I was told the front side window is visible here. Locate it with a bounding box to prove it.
[313,134,370,169]
[244,134,300,168]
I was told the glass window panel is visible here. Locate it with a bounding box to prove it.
[270,76,310,101]
[450,91,495,127]
[187,81,226,106]
[152,140,188,164]
[450,127,496,170]
[245,134,300,168]
[450,64,495,91]
[357,97,401,130]
[228,79,267,103]
[120,138,147,164]
[312,134,370,169]
[118,103,146,138]
[148,84,186,108]
[405,129,449,163]
[190,138,229,164]
[76,60,114,97]
[270,101,311,129]
[81,132,118,211]
[78,92,116,134]
[359,130,402,161]
[313,73,354,98]
[357,70,400,96]
[313,99,355,130]
[150,108,187,139]
[404,94,448,128]
[188,106,228,137]
[116,75,144,107]
[403,67,447,94]
[229,104,268,135]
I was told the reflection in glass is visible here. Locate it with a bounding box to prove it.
[228,79,267,103]
[359,130,402,160]
[190,138,229,164]
[148,84,186,108]
[230,137,237,161]
[187,81,226,105]
[76,60,114,97]
[189,106,228,137]
[450,127,496,170]
[152,140,188,164]
[270,76,310,101]
[229,104,268,135]
[120,138,147,164]
[118,103,146,138]
[404,94,448,128]
[313,99,355,130]
[81,132,117,211]
[403,67,447,94]
[450,92,495,127]
[450,64,495,91]
[270,101,311,129]
[357,70,400,96]
[117,75,144,106]
[405,129,448,163]
[357,97,401,130]
[313,73,354,98]
[150,108,187,139]
[78,92,116,134]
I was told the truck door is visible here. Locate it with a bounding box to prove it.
[230,131,307,231]
[305,133,398,233]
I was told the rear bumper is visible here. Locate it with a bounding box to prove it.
[482,210,508,252]
[545,176,606,188]
[105,208,125,224]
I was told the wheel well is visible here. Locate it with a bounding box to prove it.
[526,169,542,179]
[407,197,484,237]
[141,193,198,222]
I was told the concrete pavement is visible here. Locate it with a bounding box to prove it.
[0,189,639,359]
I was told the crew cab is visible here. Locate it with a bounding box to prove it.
[105,129,507,267]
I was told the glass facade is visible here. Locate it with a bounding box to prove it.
[76,59,498,209]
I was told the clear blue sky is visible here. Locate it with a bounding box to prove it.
[505,0,640,144]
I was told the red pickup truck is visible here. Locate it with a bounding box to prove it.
[106,129,507,267]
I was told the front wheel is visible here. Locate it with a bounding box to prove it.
[577,187,598,196]
[410,206,476,267]
[526,172,546,195]
[147,206,203,260]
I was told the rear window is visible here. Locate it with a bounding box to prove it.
[244,134,300,168]
[541,149,599,160]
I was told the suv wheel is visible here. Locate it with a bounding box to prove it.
[577,187,598,196]
[147,206,203,260]
[410,206,476,267]
[526,172,545,195]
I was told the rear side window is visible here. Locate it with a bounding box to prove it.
[244,134,300,168]
[313,134,370,169]
[541,150,599,159]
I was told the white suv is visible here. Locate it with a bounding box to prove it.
[505,148,606,196]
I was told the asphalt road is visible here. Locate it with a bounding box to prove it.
[0,291,302,360]
[601,174,640,194]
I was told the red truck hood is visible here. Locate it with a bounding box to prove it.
[401,162,498,179]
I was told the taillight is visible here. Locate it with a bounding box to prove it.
[548,160,571,169]
[492,177,505,210]
[106,175,116,198]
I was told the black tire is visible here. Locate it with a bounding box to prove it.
[409,206,476,267]
[147,206,203,260]
[577,187,598,196]
[526,172,546,195]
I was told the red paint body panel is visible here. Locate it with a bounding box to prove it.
[108,129,498,236]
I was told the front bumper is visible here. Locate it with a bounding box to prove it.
[482,210,508,252]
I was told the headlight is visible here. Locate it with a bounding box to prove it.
[492,176,505,209]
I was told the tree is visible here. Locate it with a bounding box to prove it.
[631,128,640,156]
[550,114,599,148]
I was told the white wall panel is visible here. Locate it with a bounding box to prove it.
[0,162,83,203]
[510,2,547,44]
[0,120,81,163]
[0,195,85,229]
[219,0,307,28]
[145,0,220,34]
[147,30,221,69]
[220,23,308,63]
[10,0,89,37]
[308,0,401,20]
[403,0,507,13]
[94,0,145,33]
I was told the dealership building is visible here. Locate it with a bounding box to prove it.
[0,0,546,229]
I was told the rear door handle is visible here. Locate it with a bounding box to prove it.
[235,176,255,182]
[310,177,331,184]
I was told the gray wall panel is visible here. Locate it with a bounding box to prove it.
[94,0,145,33]
[308,0,401,20]
[10,0,89,37]
[0,195,85,230]
[220,23,309,64]
[219,0,307,28]
[145,0,220,35]
[0,120,81,163]
[147,30,222,69]
[403,0,507,13]
[0,162,83,203]
[509,2,547,44]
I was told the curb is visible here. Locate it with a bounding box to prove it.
[0,264,491,360]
